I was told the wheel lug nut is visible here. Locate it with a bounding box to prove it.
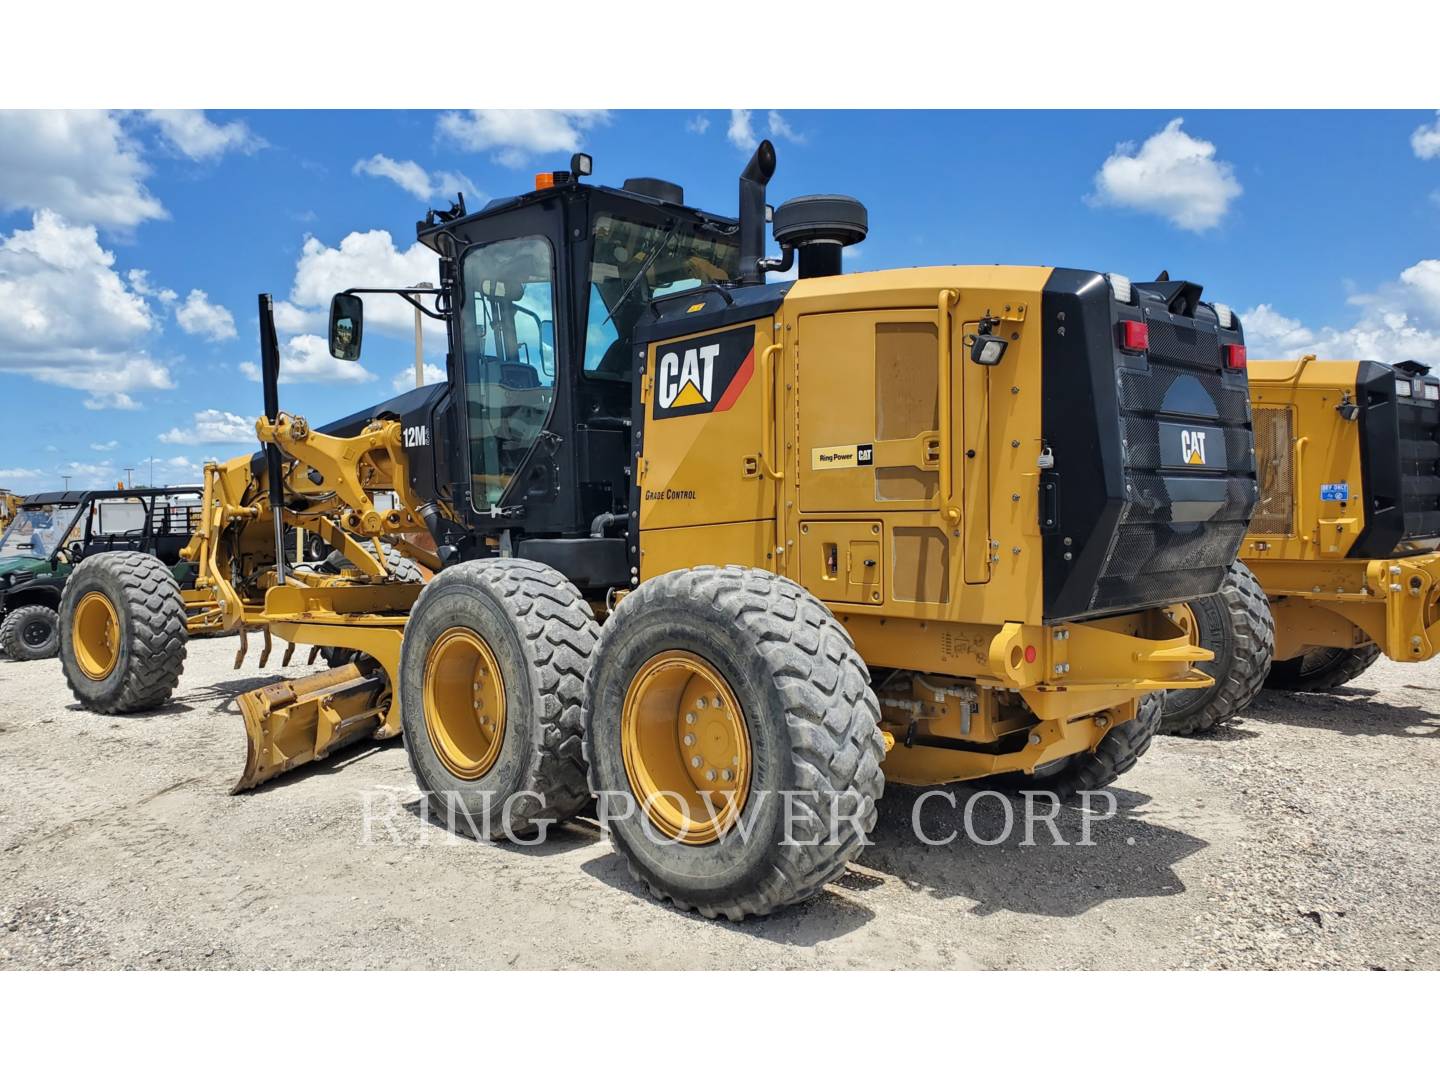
[706,769,717,782]
[712,697,722,709]
[721,769,733,781]
[685,712,696,724]
[691,756,703,768]
[683,734,696,746]
[695,698,706,710]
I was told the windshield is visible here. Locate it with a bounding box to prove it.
[460,235,557,510]
[584,214,738,381]
[0,504,79,559]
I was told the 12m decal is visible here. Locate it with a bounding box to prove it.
[651,325,756,420]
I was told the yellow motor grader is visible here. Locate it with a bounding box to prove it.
[1161,355,1440,734]
[59,144,1257,918]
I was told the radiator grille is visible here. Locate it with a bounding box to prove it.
[1396,397,1440,540]
[1251,406,1294,535]
[1089,330,1255,613]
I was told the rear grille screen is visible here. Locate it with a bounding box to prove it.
[1396,398,1440,540]
[1251,406,1294,535]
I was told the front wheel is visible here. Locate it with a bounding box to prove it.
[584,566,886,920]
[58,552,187,712]
[399,559,597,840]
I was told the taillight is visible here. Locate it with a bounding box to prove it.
[1224,344,1247,371]
[1120,320,1148,352]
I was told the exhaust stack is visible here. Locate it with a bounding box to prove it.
[738,140,776,285]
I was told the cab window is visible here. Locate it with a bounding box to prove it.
[583,214,738,381]
[459,235,558,509]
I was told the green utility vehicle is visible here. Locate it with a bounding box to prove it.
[0,488,202,661]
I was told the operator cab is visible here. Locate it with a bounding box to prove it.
[328,153,751,582]
[422,164,738,537]
[325,143,859,588]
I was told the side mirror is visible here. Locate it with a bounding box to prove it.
[329,293,364,361]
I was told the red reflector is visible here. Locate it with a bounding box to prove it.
[1023,645,1037,664]
[1120,320,1148,351]
[1225,343,1247,371]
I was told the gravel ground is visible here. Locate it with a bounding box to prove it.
[1,636,1437,970]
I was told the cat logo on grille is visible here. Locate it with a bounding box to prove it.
[1180,428,1209,466]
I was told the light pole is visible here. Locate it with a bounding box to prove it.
[412,281,433,388]
[123,466,135,489]
[61,474,72,490]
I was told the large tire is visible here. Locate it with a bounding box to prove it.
[59,552,187,713]
[1019,694,1164,801]
[399,558,596,840]
[1265,642,1382,692]
[0,605,60,661]
[1160,561,1275,735]
[584,566,887,921]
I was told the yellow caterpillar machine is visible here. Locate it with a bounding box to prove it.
[0,490,20,533]
[60,143,1257,918]
[1161,355,1440,734]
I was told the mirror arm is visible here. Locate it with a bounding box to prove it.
[342,287,448,321]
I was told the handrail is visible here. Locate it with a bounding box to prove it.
[758,343,784,480]
[936,290,961,524]
[1294,435,1310,542]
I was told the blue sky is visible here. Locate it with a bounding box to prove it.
[2,108,1439,492]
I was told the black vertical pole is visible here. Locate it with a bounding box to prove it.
[258,294,287,585]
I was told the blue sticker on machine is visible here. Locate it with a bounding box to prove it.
[1321,483,1349,502]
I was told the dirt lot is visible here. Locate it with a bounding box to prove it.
[2,636,1437,970]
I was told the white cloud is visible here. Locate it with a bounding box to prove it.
[1242,259,1440,365]
[353,154,478,202]
[145,110,262,160]
[126,269,177,304]
[59,460,118,485]
[0,467,45,481]
[354,154,432,199]
[767,110,804,144]
[159,408,254,445]
[1412,112,1440,160]
[138,455,213,486]
[437,110,608,168]
[687,114,710,135]
[1399,259,1440,313]
[0,110,165,230]
[240,334,377,385]
[392,362,445,392]
[90,440,118,451]
[727,109,757,150]
[1088,117,1242,232]
[0,210,176,404]
[175,289,237,341]
[272,299,321,335]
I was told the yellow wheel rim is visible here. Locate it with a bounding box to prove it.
[72,591,120,681]
[422,627,507,780]
[621,650,751,845]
